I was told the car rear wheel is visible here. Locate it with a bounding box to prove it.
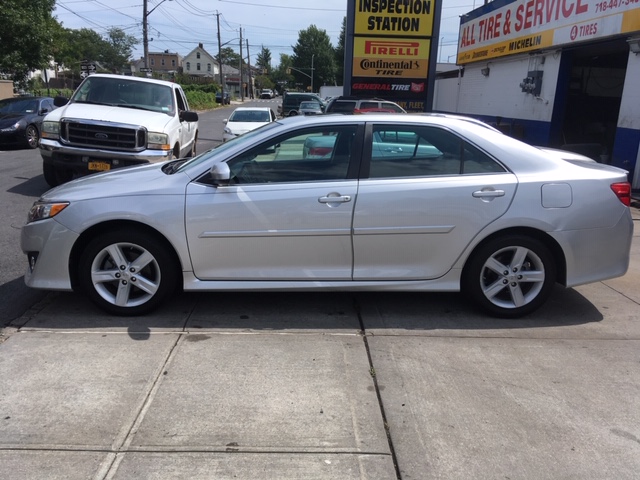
[463,235,556,318]
[78,230,178,316]
[25,125,39,149]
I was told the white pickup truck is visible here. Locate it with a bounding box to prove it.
[39,74,199,187]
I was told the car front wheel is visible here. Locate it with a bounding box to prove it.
[463,235,556,318]
[78,230,178,316]
[25,125,39,149]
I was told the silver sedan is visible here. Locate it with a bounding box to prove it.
[21,114,634,317]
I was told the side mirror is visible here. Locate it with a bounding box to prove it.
[180,111,199,122]
[223,119,228,124]
[210,162,231,184]
[53,96,69,107]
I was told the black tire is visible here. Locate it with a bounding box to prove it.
[288,110,298,116]
[78,230,178,316]
[25,125,39,149]
[463,235,556,318]
[43,162,60,187]
[188,134,197,157]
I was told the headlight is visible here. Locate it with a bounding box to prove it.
[147,132,170,151]
[27,202,69,223]
[41,121,60,139]
[0,121,20,132]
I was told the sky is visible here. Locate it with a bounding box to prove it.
[53,0,481,66]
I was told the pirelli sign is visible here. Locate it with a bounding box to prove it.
[346,0,441,111]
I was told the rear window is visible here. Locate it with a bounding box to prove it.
[328,101,357,113]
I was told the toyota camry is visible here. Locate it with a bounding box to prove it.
[21,114,633,317]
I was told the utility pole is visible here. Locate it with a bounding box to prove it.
[246,39,252,99]
[216,12,224,93]
[143,0,149,69]
[143,0,172,71]
[239,27,244,101]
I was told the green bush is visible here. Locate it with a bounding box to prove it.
[184,90,218,110]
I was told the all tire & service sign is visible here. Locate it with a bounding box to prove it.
[457,0,640,64]
[345,0,442,112]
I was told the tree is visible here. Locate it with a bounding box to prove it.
[335,17,346,86]
[271,54,294,93]
[291,25,337,92]
[56,28,109,75]
[102,28,138,73]
[255,46,272,75]
[215,47,243,68]
[0,0,57,85]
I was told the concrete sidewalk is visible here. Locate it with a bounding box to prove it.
[1,207,639,479]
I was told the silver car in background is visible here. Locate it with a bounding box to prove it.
[21,114,633,317]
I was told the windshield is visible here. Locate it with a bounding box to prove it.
[0,98,39,114]
[229,110,270,122]
[71,77,175,115]
[175,121,281,173]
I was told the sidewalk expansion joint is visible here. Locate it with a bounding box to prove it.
[353,296,403,480]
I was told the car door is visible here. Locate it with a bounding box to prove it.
[176,88,195,154]
[352,123,518,280]
[185,124,362,280]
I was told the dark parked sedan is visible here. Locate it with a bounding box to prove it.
[0,97,56,149]
[216,91,231,105]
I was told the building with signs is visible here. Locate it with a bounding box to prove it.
[343,0,442,112]
[446,0,640,189]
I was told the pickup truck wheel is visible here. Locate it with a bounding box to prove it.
[78,229,178,316]
[43,162,60,187]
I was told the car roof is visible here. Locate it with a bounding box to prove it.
[1,96,52,102]
[84,73,176,88]
[233,107,271,112]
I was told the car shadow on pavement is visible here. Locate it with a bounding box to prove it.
[6,285,605,338]
[7,174,49,198]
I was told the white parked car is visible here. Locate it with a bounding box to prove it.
[22,114,633,317]
[222,107,276,142]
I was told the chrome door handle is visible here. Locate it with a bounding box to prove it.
[472,189,505,198]
[318,195,352,204]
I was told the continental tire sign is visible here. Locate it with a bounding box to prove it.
[347,0,440,112]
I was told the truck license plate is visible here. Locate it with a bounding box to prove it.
[88,161,110,171]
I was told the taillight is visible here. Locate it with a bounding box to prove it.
[610,182,631,206]
[308,147,333,157]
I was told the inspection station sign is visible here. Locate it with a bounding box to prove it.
[354,0,435,36]
[457,0,640,64]
[347,0,441,111]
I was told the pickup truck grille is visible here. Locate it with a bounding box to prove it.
[61,120,146,151]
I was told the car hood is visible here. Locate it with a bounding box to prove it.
[44,103,173,131]
[0,113,26,126]
[226,121,269,135]
[40,162,188,203]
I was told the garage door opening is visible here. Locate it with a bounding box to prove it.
[555,39,628,163]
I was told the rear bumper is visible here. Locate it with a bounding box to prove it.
[552,208,634,287]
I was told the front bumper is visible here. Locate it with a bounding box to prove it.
[21,218,79,291]
[40,138,172,172]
